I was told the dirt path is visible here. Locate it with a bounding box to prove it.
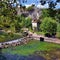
[28,31,60,44]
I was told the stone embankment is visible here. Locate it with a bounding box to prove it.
[0,37,30,48]
[0,31,60,48]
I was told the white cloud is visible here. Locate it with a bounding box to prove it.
[25,3,35,8]
[25,3,49,9]
[37,3,49,9]
[25,4,32,8]
[56,3,60,9]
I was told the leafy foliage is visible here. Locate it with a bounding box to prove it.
[40,17,57,35]
[24,17,32,28]
[26,5,34,11]
[56,23,60,38]
[42,9,57,19]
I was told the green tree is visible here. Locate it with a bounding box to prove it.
[56,23,60,38]
[40,17,57,35]
[40,0,59,9]
[55,9,60,23]
[42,9,57,19]
[24,17,32,28]
[26,4,35,11]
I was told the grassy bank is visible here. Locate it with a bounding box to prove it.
[2,40,60,55]
[0,32,23,42]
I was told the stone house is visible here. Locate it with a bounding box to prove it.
[17,5,42,31]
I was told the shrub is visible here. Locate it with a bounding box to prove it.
[56,23,60,39]
[24,17,32,28]
[40,17,57,36]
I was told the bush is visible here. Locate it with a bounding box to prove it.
[56,23,60,39]
[24,17,32,28]
[40,17,57,36]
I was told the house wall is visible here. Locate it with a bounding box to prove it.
[17,6,41,30]
[32,22,37,31]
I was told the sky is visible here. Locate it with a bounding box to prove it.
[16,0,60,9]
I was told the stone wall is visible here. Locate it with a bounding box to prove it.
[0,37,30,49]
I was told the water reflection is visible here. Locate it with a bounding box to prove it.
[0,47,7,60]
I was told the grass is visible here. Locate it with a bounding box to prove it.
[0,32,23,42]
[29,28,44,35]
[36,31,44,35]
[2,40,60,55]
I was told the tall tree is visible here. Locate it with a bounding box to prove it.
[40,0,60,9]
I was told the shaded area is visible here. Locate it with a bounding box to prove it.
[34,48,60,60]
[0,47,7,60]
[0,54,45,60]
